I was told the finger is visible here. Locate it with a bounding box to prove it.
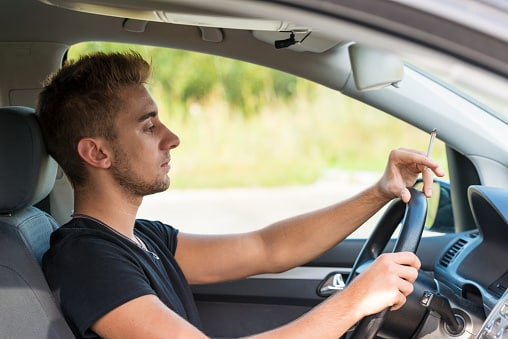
[421,166,434,198]
[423,160,445,177]
[390,293,407,311]
[389,252,422,270]
[400,188,411,203]
[398,278,415,297]
[417,154,445,178]
[397,148,443,175]
[397,147,426,157]
[398,265,419,284]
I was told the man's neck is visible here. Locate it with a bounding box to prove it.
[73,184,142,239]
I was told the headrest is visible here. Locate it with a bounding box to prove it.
[0,106,58,214]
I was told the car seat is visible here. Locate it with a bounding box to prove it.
[0,106,74,338]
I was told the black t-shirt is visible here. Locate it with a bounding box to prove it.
[42,217,202,338]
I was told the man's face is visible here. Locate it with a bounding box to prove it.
[109,84,180,197]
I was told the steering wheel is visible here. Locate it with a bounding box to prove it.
[346,187,428,339]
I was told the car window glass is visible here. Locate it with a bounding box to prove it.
[69,42,451,238]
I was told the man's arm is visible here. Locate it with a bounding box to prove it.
[176,184,388,284]
[91,295,207,339]
[175,148,444,284]
[91,251,420,338]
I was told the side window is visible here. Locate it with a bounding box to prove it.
[69,42,451,237]
[415,180,455,233]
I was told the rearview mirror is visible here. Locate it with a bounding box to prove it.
[348,44,404,91]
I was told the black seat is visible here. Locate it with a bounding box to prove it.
[0,106,74,338]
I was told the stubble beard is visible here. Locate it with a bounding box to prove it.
[111,144,170,197]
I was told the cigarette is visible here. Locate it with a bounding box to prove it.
[426,128,437,157]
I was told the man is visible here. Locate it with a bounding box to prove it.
[38,51,444,338]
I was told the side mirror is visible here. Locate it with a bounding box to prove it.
[348,44,404,91]
[414,180,455,233]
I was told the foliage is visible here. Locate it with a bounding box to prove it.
[69,42,303,118]
[68,42,447,188]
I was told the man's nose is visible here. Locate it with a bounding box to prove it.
[162,126,180,150]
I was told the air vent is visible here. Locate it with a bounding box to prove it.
[440,238,468,267]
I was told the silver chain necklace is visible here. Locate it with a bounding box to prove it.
[71,213,160,260]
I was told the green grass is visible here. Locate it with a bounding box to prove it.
[164,86,447,188]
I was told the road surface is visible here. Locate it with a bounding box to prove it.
[138,170,387,237]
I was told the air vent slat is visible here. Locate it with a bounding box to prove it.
[440,238,467,267]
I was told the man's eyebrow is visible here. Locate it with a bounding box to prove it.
[138,111,157,122]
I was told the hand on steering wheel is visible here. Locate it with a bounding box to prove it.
[347,187,428,339]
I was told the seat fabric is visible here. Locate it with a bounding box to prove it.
[0,105,59,263]
[0,106,74,338]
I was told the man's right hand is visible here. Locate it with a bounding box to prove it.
[342,251,421,318]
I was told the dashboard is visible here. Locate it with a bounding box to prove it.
[433,186,508,338]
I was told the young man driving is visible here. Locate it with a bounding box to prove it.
[38,51,444,338]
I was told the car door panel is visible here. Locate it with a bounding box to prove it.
[192,233,457,337]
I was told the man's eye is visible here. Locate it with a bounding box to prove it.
[146,125,155,132]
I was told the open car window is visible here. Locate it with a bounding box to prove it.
[69,42,451,238]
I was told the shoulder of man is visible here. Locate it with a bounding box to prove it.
[135,219,179,253]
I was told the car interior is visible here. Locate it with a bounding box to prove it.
[1,1,508,338]
[0,106,73,338]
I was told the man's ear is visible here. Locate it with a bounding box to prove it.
[77,137,112,168]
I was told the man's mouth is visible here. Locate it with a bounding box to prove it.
[161,158,171,170]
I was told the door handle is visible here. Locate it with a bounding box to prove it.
[317,272,347,297]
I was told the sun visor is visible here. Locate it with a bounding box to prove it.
[39,0,304,31]
[349,44,404,91]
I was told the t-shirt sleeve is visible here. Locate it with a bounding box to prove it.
[136,219,179,254]
[48,235,156,337]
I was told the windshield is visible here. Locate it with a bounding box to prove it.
[407,62,508,124]
[69,42,450,237]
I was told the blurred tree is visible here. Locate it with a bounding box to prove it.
[68,42,305,119]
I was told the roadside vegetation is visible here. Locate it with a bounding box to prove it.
[69,42,447,188]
